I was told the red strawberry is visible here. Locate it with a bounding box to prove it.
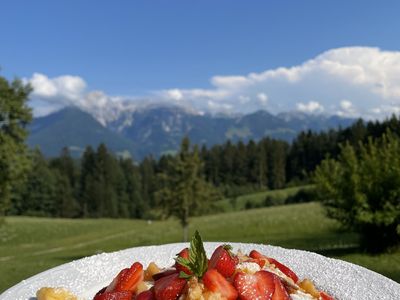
[208,245,237,277]
[106,268,128,292]
[272,276,290,300]
[267,258,299,283]
[234,270,275,300]
[249,250,299,283]
[203,269,238,300]
[247,258,266,268]
[249,250,265,259]
[152,269,178,281]
[320,291,335,300]
[174,248,192,275]
[107,262,144,292]
[153,272,187,300]
[93,290,133,300]
[94,287,107,298]
[136,290,154,300]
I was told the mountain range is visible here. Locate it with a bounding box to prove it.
[27,105,355,159]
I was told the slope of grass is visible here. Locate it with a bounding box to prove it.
[214,185,313,211]
[0,202,399,293]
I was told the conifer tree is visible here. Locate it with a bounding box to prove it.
[79,146,96,217]
[140,156,156,208]
[120,158,145,218]
[19,150,57,216]
[156,137,219,241]
[54,170,80,218]
[93,143,119,217]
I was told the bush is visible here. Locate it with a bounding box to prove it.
[264,195,285,206]
[285,188,318,204]
[315,131,400,252]
[219,184,264,198]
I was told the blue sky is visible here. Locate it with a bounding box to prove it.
[2,0,400,119]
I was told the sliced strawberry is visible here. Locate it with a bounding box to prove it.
[267,258,299,283]
[247,258,266,268]
[93,290,133,300]
[208,245,237,277]
[152,269,178,281]
[153,272,187,300]
[107,262,144,292]
[234,270,275,300]
[249,249,265,259]
[203,269,238,300]
[136,289,154,300]
[249,250,299,283]
[106,268,129,292]
[272,275,290,300]
[174,248,192,275]
[320,291,335,300]
[94,287,107,298]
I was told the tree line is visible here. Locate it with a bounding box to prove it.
[4,114,400,220]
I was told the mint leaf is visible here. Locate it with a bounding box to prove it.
[189,230,208,278]
[178,271,192,279]
[222,244,233,251]
[174,230,208,279]
[222,244,234,258]
[175,256,191,269]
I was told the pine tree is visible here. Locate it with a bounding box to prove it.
[120,158,145,218]
[50,147,78,188]
[79,146,96,217]
[256,140,268,188]
[233,141,247,185]
[140,156,156,208]
[93,144,119,217]
[19,150,57,216]
[268,141,287,189]
[50,147,79,216]
[156,137,219,241]
[54,170,80,218]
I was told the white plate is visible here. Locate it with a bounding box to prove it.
[1,242,399,300]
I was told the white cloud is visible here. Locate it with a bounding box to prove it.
[30,73,86,101]
[296,101,324,114]
[370,105,400,116]
[160,47,400,118]
[257,93,268,105]
[336,100,358,117]
[27,73,138,125]
[239,95,251,104]
[165,89,183,101]
[28,47,400,121]
[340,100,353,111]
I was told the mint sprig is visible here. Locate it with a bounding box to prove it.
[175,230,208,279]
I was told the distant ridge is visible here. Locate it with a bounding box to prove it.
[28,107,136,158]
[28,105,355,159]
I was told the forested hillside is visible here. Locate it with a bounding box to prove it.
[8,115,400,219]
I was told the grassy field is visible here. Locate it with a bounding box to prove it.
[1,202,399,293]
[214,185,313,211]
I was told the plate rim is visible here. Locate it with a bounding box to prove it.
[1,242,399,300]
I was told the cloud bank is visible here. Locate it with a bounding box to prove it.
[28,47,400,123]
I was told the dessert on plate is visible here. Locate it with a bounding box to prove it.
[37,231,334,300]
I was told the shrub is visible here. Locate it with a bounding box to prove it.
[264,195,285,206]
[285,188,318,204]
[315,131,400,252]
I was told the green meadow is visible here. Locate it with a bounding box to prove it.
[1,201,399,293]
